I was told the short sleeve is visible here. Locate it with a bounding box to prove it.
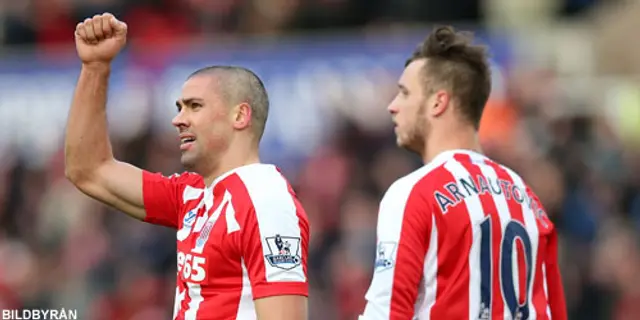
[240,197,309,299]
[142,171,190,229]
[362,182,434,320]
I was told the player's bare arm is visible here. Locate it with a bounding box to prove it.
[64,13,146,220]
[255,295,308,320]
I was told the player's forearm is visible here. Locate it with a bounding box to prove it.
[64,63,115,182]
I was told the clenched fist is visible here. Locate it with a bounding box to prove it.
[75,13,127,64]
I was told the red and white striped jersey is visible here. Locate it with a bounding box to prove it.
[142,163,309,320]
[361,150,567,320]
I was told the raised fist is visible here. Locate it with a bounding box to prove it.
[75,13,127,64]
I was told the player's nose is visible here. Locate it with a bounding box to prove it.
[387,102,399,114]
[172,111,189,128]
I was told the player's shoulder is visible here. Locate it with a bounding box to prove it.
[453,151,539,200]
[495,163,555,229]
[233,163,292,195]
[379,156,450,219]
[165,172,206,204]
[383,152,455,203]
[166,171,205,185]
[439,149,530,190]
[226,163,300,212]
[145,170,205,188]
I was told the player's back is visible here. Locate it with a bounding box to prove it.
[362,150,566,320]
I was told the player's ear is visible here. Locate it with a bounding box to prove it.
[430,89,450,117]
[232,102,252,130]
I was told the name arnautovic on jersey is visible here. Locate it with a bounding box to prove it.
[434,174,548,227]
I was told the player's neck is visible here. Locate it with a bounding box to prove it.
[422,124,482,163]
[202,144,261,187]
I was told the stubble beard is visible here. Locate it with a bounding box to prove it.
[180,148,198,171]
[402,102,429,156]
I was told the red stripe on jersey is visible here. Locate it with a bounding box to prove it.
[427,165,473,319]
[225,173,268,298]
[388,175,435,319]
[532,260,549,319]
[546,230,568,320]
[175,281,188,320]
[213,177,246,316]
[454,154,505,319]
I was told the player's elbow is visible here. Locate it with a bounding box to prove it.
[64,165,88,186]
[65,170,102,199]
[64,156,110,186]
[64,161,101,191]
[64,149,112,183]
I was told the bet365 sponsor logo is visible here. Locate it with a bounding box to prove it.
[177,251,207,282]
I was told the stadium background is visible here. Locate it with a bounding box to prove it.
[0,0,639,319]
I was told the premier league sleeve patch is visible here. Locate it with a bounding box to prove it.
[374,241,397,272]
[264,234,302,270]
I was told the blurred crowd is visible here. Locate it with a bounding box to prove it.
[2,0,640,320]
[0,0,479,49]
[0,0,598,48]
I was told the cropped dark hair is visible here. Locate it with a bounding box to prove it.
[406,26,492,128]
[189,66,269,141]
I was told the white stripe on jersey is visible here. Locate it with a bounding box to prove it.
[443,159,486,320]
[173,286,184,320]
[184,282,204,320]
[182,185,204,203]
[236,259,257,320]
[237,166,306,283]
[505,169,540,320]
[543,263,552,319]
[225,203,240,234]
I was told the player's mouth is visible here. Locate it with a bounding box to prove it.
[179,134,196,151]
